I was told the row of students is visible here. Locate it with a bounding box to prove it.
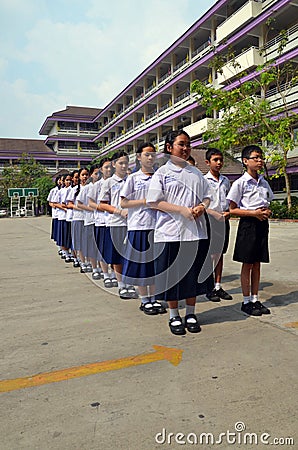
[48,131,273,336]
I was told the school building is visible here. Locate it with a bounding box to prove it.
[1,0,298,192]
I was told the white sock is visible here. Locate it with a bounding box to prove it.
[251,295,258,303]
[103,273,109,279]
[169,308,179,319]
[186,305,195,316]
[110,271,116,279]
[141,296,150,304]
[215,283,221,290]
[93,268,97,273]
[118,281,125,289]
[243,295,251,304]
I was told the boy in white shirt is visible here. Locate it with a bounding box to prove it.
[204,148,232,301]
[227,145,274,316]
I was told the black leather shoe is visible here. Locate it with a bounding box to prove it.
[151,301,167,314]
[139,302,158,315]
[254,301,271,315]
[185,314,201,333]
[206,289,221,302]
[169,316,186,335]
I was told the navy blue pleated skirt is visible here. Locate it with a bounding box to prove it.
[154,240,214,301]
[122,230,155,286]
[94,226,106,261]
[103,226,127,265]
[56,220,68,247]
[51,218,58,242]
[65,221,72,249]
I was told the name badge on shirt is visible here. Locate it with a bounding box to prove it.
[164,175,177,184]
[111,183,122,192]
[135,181,146,190]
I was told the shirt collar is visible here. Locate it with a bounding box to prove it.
[166,160,193,173]
[113,174,126,182]
[243,171,264,184]
[206,170,223,182]
[137,169,152,180]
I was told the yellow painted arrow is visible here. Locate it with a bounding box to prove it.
[284,321,298,328]
[0,345,183,394]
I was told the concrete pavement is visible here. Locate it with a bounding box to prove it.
[0,216,297,449]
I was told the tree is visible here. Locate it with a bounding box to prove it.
[0,153,51,210]
[33,176,55,212]
[191,24,298,209]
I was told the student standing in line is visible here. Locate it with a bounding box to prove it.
[88,158,117,287]
[204,148,233,301]
[77,165,101,278]
[146,130,214,335]
[120,142,166,315]
[59,173,73,262]
[99,151,138,300]
[64,170,79,266]
[227,145,273,316]
[68,167,89,269]
[47,175,62,250]
[54,174,70,260]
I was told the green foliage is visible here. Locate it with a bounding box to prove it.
[0,153,51,210]
[270,199,298,219]
[33,176,55,209]
[190,28,298,209]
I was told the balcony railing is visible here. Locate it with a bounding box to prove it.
[265,81,298,98]
[262,22,298,51]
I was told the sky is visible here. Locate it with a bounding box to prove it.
[0,0,215,140]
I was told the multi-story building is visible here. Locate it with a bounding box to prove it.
[87,0,297,155]
[38,105,102,173]
[0,106,101,175]
[39,0,297,188]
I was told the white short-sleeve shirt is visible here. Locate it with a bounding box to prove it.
[120,169,156,231]
[64,186,74,222]
[227,172,274,209]
[77,183,95,226]
[69,186,85,221]
[99,174,127,227]
[88,178,107,226]
[204,171,231,212]
[47,186,59,219]
[146,160,212,242]
[57,186,70,220]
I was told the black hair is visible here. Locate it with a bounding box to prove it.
[61,173,70,182]
[89,164,99,176]
[205,147,223,161]
[242,145,263,166]
[70,170,79,187]
[55,175,62,188]
[98,157,111,168]
[74,167,89,198]
[111,150,129,162]
[136,142,156,154]
[164,130,190,154]
[135,142,156,170]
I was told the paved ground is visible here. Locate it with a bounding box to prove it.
[0,216,297,450]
